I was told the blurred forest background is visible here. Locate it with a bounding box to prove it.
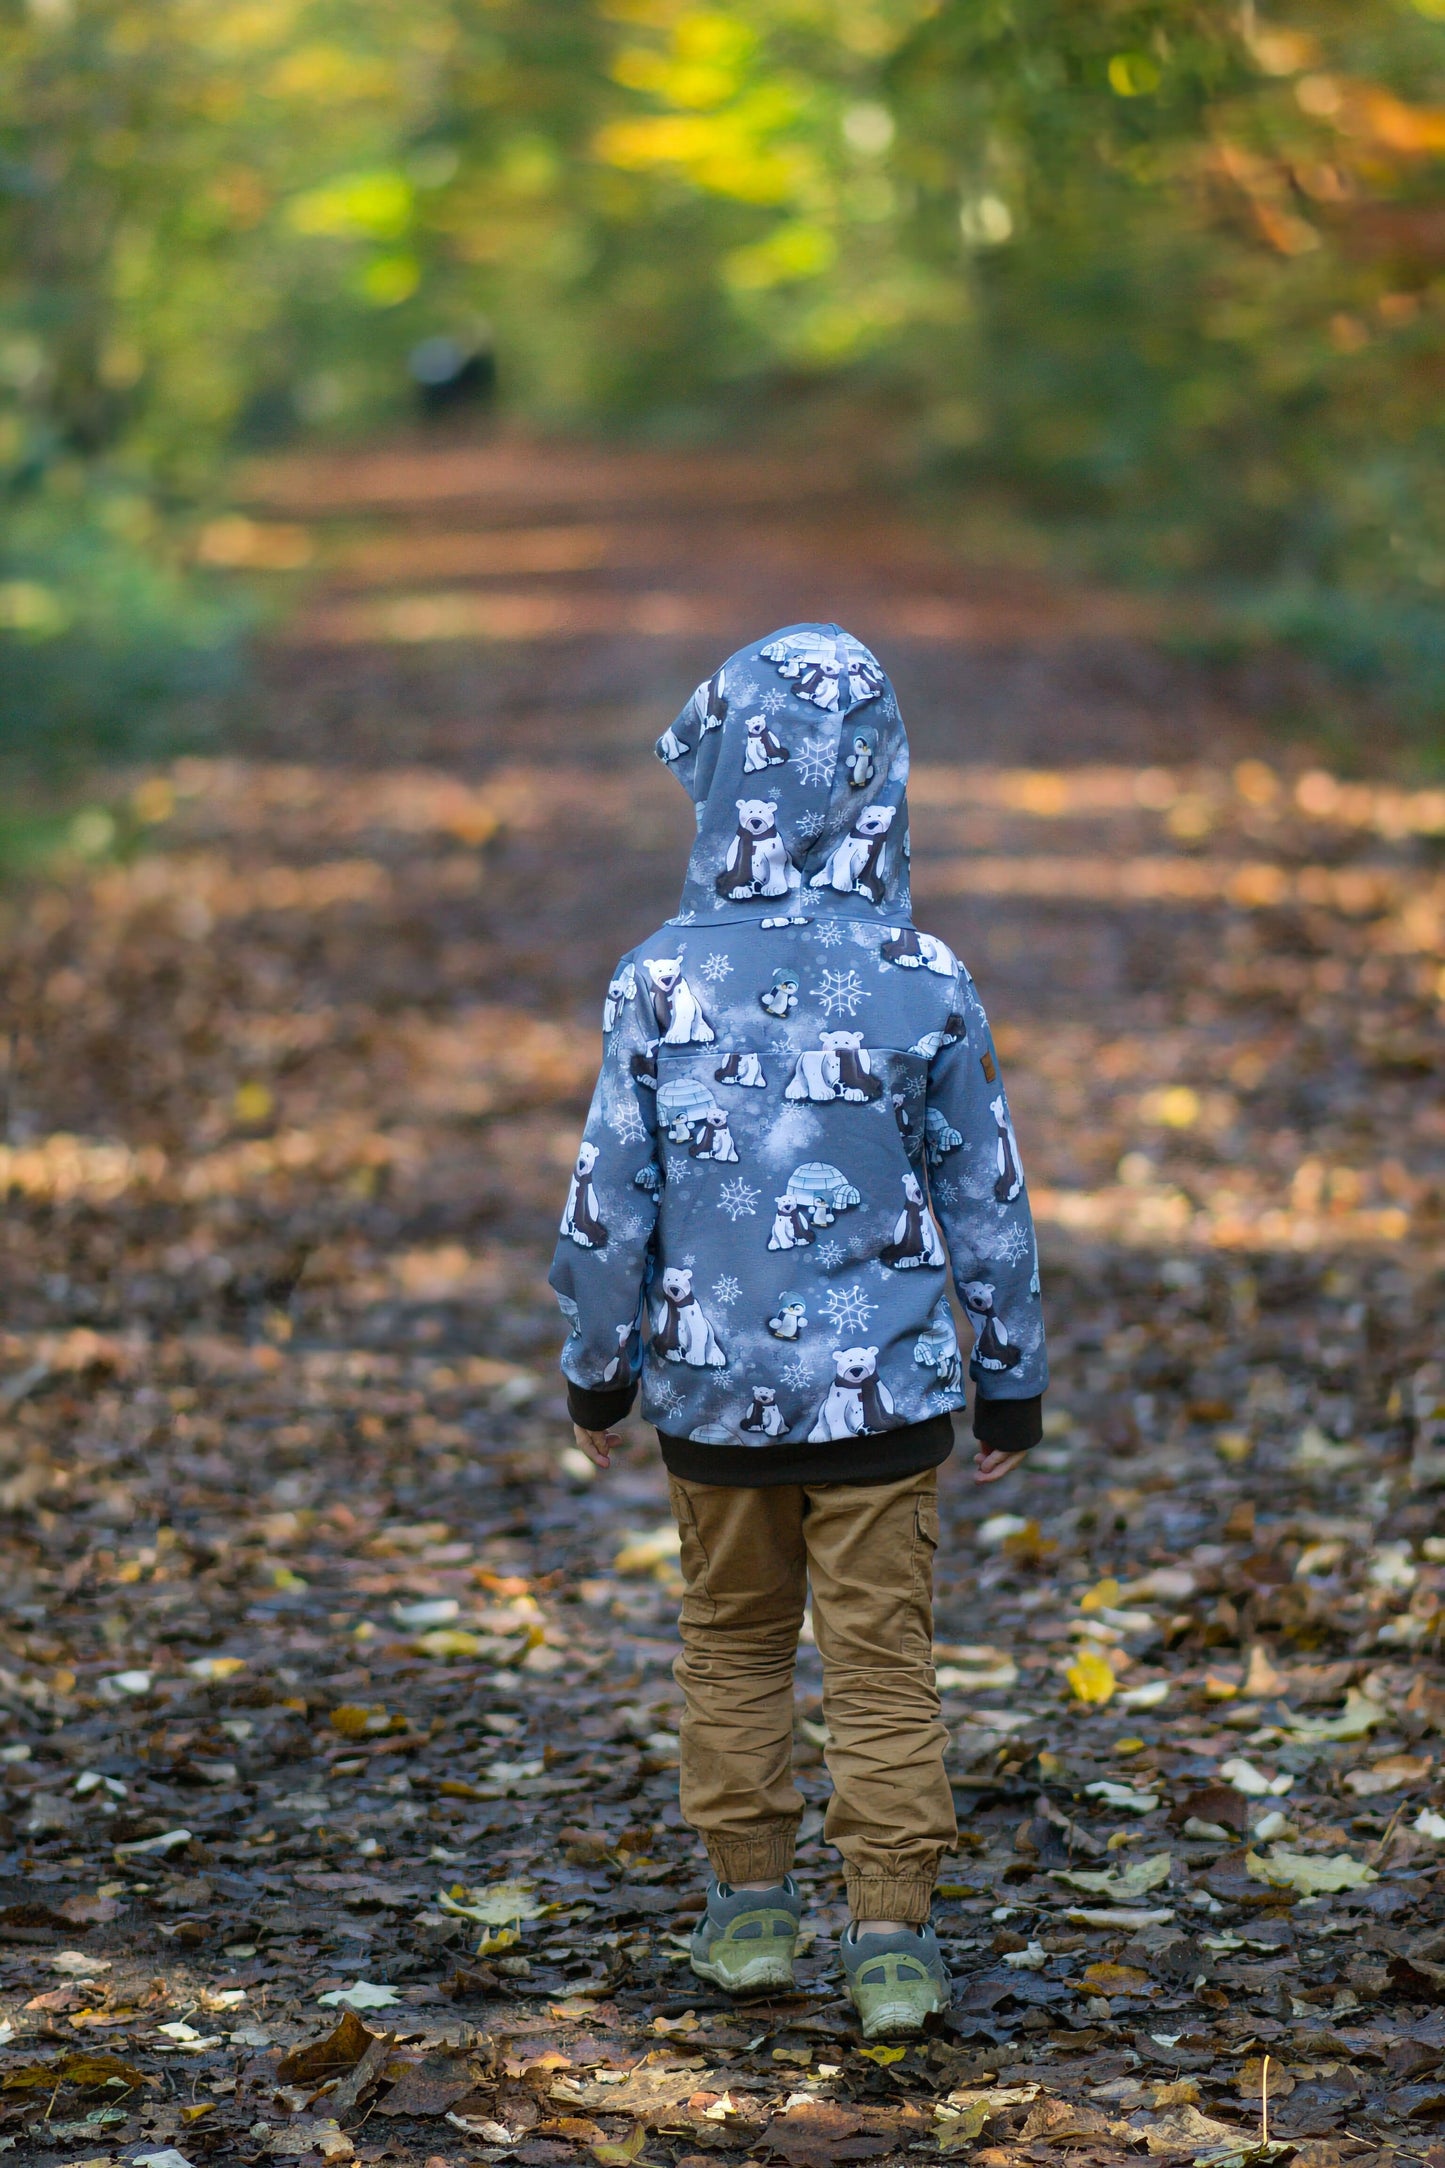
[4,0,1445,775]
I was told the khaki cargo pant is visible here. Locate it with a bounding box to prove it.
[668,1465,956,1924]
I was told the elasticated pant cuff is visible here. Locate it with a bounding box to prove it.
[705,1819,799,1887]
[845,1873,938,1925]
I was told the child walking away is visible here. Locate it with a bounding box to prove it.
[550,623,1048,2039]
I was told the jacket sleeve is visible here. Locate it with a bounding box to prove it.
[924,965,1048,1452]
[548,958,661,1429]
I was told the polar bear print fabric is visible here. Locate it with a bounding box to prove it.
[641,956,715,1045]
[785,1032,881,1105]
[550,620,1048,1459]
[759,629,886,713]
[810,804,895,904]
[808,1347,897,1441]
[560,1141,608,1250]
[717,800,797,903]
[742,716,789,772]
[652,1267,727,1367]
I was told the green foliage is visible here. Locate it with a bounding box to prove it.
[4,0,1445,746]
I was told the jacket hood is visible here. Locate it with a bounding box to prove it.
[656,622,912,923]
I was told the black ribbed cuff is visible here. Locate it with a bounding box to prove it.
[971,1394,1042,1455]
[566,1378,637,1431]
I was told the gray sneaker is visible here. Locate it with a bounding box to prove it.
[841,1922,950,2039]
[689,1876,801,1997]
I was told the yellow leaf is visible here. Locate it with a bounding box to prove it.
[1066,1647,1117,1706]
[859,2044,908,2065]
[233,1081,274,1125]
[415,1628,484,1659]
[1245,1847,1378,1895]
[1080,1961,1152,1993]
[437,1878,551,1926]
[938,2102,992,2148]
[1079,1577,1121,1614]
[1281,1688,1389,1742]
[591,2123,651,2166]
[180,2103,216,2123]
[329,1704,388,1738]
[613,1526,681,1575]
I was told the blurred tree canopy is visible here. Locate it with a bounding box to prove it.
[4,0,1445,750]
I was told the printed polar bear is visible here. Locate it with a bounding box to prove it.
[785,1031,882,1104]
[602,962,636,1032]
[716,800,798,903]
[742,716,788,772]
[641,956,715,1045]
[651,1267,726,1368]
[808,1347,896,1442]
[559,1141,608,1250]
[810,804,895,904]
[740,1386,787,1439]
[879,926,956,975]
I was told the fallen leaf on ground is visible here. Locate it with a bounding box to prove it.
[1245,1847,1378,1894]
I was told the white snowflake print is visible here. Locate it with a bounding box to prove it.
[816,966,870,1019]
[651,1377,685,1419]
[611,1103,647,1148]
[815,1240,844,1269]
[717,1177,761,1221]
[761,688,787,714]
[813,920,843,949]
[700,952,733,985]
[780,1356,814,1391]
[733,678,761,706]
[711,1275,742,1307]
[615,1211,650,1240]
[821,1282,877,1335]
[933,1178,960,1207]
[795,744,836,791]
[989,1220,1032,1266]
[794,810,826,842]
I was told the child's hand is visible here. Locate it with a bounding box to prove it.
[973,1446,1029,1485]
[573,1422,619,1471]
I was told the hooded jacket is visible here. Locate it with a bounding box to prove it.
[550,623,1047,1485]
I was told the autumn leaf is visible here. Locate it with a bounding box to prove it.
[1066,1646,1117,1705]
[1245,1847,1378,1895]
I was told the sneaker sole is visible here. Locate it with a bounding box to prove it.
[691,1949,797,1997]
[852,1987,947,2040]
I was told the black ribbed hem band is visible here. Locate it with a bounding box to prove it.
[658,1412,955,1488]
[566,1379,638,1430]
[972,1394,1042,1454]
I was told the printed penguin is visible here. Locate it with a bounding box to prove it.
[651,1267,726,1367]
[560,1141,608,1250]
[881,1171,946,1269]
[714,1051,766,1087]
[809,803,895,904]
[641,956,715,1045]
[807,1346,897,1441]
[742,715,789,773]
[768,1195,815,1251]
[739,1386,787,1439]
[845,733,876,788]
[690,1106,738,1162]
[716,799,797,903]
[768,1292,808,1339]
[961,1280,1024,1372]
[630,1046,659,1090]
[991,1093,1024,1203]
[759,968,799,1018]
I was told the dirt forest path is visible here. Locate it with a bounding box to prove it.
[1,434,1444,2166]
